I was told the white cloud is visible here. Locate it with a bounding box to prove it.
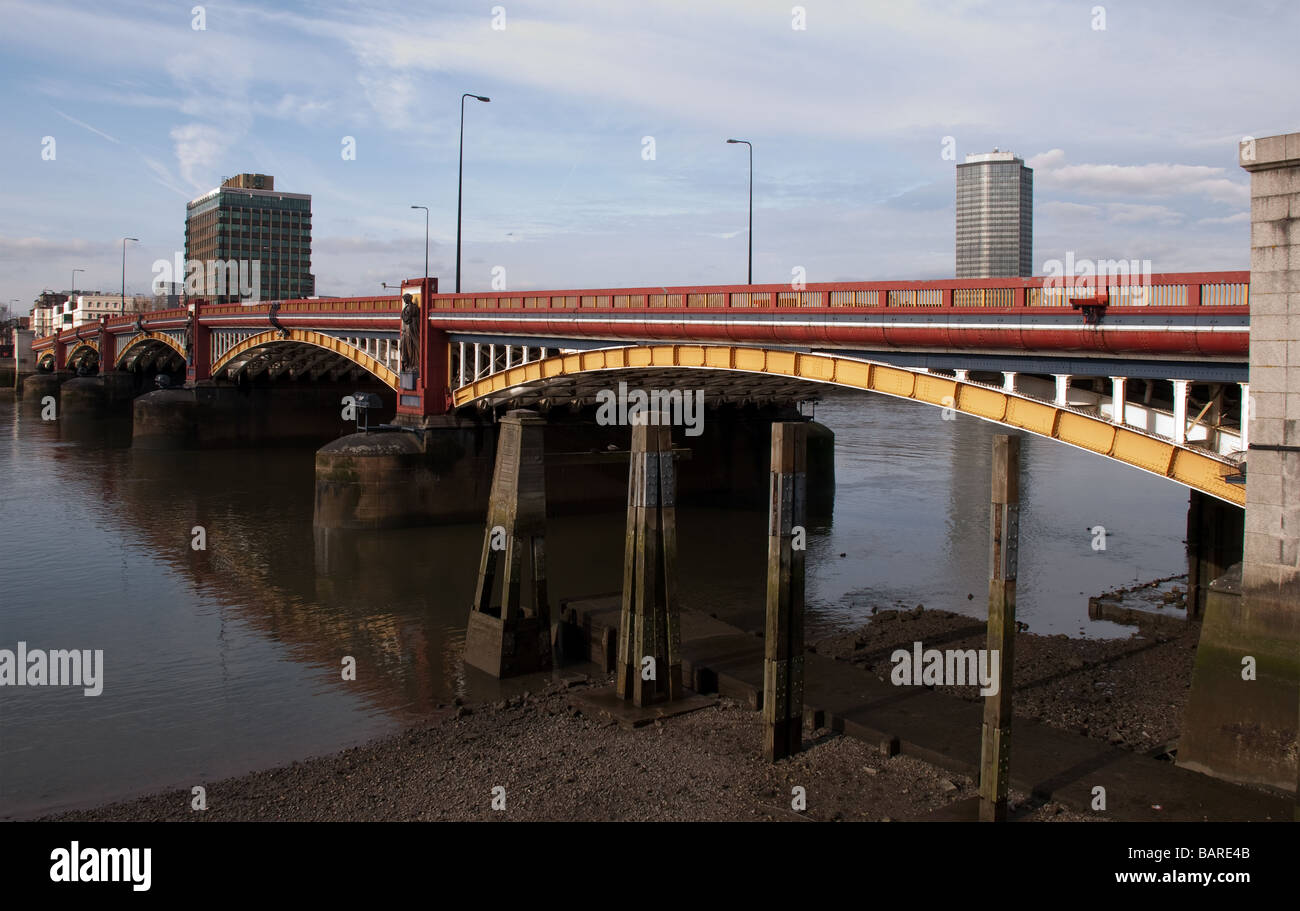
[1105,203,1183,225]
[1197,212,1249,225]
[1040,201,1100,218]
[1027,149,1066,170]
[1029,149,1249,205]
[169,124,235,188]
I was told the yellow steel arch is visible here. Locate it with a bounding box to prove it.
[116,332,184,366]
[454,343,1246,507]
[210,329,399,390]
[67,340,99,362]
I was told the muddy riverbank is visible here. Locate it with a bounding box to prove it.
[41,589,1207,823]
[45,675,1092,822]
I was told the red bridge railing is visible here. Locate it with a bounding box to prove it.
[422,271,1248,311]
[31,272,1249,348]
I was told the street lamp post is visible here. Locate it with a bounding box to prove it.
[121,237,138,316]
[410,205,429,279]
[726,139,753,285]
[457,93,491,294]
[70,268,84,328]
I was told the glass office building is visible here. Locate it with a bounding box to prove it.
[955,151,1033,278]
[185,173,314,303]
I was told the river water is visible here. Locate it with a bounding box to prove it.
[0,388,1188,818]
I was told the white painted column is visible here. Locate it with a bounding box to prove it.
[489,344,497,374]
[954,369,969,382]
[1110,376,1126,425]
[1239,381,1250,452]
[1002,371,1017,393]
[459,342,466,387]
[474,343,481,381]
[1053,374,1071,407]
[1173,379,1189,446]
[505,345,514,369]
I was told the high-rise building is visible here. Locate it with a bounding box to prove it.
[955,150,1033,278]
[184,173,314,303]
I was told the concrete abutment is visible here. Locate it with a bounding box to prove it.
[1179,132,1300,796]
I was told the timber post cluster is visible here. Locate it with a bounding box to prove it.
[980,433,1020,822]
[464,409,553,677]
[615,423,684,707]
[763,422,807,761]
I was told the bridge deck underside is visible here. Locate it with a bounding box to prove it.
[467,365,819,410]
[118,337,184,372]
[216,340,378,384]
[453,344,1246,506]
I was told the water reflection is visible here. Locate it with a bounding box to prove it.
[0,388,1187,817]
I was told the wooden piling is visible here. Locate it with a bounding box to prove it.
[615,423,683,706]
[464,410,553,677]
[763,422,807,761]
[980,433,1019,821]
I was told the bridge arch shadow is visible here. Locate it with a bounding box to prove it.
[452,343,1244,506]
[210,329,399,389]
[116,333,186,373]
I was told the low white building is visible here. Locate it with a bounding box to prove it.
[68,293,155,326]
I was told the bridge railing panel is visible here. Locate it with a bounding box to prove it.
[1027,287,1073,307]
[886,289,944,307]
[1201,282,1248,307]
[955,288,1015,307]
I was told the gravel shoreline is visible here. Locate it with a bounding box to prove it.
[44,678,1088,822]
[42,586,1199,823]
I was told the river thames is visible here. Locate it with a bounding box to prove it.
[0,388,1189,817]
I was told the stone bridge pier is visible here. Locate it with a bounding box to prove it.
[1181,132,1300,795]
[313,403,835,530]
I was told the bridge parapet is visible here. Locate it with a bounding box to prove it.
[26,272,1248,354]
[420,272,1248,312]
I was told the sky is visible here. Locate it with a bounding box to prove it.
[1,0,1296,313]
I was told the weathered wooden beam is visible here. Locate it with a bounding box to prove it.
[980,433,1019,822]
[763,422,807,761]
[615,423,683,706]
[464,409,553,678]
